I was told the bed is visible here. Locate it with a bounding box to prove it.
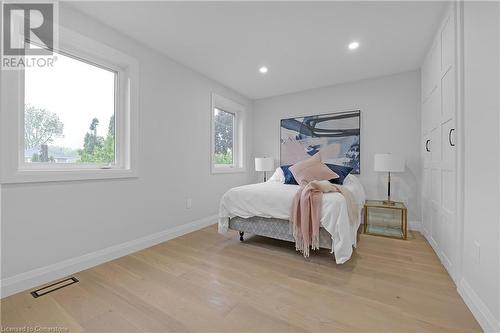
[218,168,366,263]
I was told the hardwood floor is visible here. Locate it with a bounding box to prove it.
[1,225,481,332]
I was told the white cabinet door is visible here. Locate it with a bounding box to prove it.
[422,168,432,236]
[441,14,455,76]
[430,127,442,167]
[423,137,431,168]
[430,40,441,95]
[430,202,441,249]
[441,67,456,123]
[428,85,441,132]
[421,5,458,282]
[422,99,430,135]
[442,119,456,171]
[441,118,457,279]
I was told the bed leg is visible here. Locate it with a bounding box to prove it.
[239,231,244,242]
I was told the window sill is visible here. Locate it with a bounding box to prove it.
[1,168,138,184]
[211,167,246,175]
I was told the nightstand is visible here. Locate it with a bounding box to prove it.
[363,200,408,240]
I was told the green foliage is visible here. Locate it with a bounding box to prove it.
[31,153,40,162]
[215,151,233,165]
[108,114,115,137]
[31,151,55,162]
[24,105,64,149]
[214,109,233,156]
[78,116,115,163]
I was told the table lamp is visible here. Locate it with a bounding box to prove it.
[374,153,405,205]
[255,157,274,182]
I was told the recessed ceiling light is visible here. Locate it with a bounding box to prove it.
[348,41,360,50]
[259,66,268,74]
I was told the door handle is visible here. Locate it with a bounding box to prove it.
[425,139,431,152]
[449,128,455,147]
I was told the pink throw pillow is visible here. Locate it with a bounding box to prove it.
[289,153,339,186]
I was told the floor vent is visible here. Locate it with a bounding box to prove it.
[30,277,79,298]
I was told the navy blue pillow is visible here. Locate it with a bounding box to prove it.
[280,165,298,185]
[326,164,353,185]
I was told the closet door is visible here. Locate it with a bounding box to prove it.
[420,4,458,282]
[427,37,442,250]
[430,124,442,249]
[439,12,457,278]
[441,119,456,271]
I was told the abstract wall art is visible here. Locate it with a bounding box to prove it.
[280,110,361,173]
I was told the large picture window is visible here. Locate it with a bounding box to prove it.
[0,26,138,183]
[24,51,117,165]
[211,93,245,173]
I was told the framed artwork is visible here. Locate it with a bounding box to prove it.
[280,110,361,174]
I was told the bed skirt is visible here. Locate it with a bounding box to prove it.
[228,216,333,250]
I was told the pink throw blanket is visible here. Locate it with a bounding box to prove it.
[291,180,358,258]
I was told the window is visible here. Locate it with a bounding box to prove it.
[0,26,138,183]
[24,51,117,166]
[211,93,244,173]
[213,108,235,166]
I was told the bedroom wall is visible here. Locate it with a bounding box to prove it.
[253,71,422,224]
[0,4,254,296]
[460,2,500,331]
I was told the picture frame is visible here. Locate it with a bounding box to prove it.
[280,110,361,174]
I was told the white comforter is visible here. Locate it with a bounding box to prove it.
[218,171,366,264]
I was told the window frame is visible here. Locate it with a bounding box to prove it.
[20,48,122,170]
[210,93,245,174]
[0,25,139,183]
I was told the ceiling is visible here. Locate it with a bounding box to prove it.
[68,1,446,100]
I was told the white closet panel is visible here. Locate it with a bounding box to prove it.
[429,86,441,131]
[442,69,456,122]
[442,169,456,212]
[420,4,458,283]
[441,212,454,270]
[431,168,442,205]
[421,100,430,136]
[430,127,442,165]
[441,15,455,74]
[431,203,441,247]
[442,119,456,171]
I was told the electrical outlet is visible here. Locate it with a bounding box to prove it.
[473,240,480,263]
[186,198,192,209]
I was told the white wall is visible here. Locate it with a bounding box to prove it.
[497,6,500,326]
[460,2,500,331]
[253,71,422,224]
[0,4,254,293]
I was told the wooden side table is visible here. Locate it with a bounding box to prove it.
[363,200,408,240]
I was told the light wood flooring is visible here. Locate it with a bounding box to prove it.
[1,225,481,332]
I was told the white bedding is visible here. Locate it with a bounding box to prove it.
[218,169,366,263]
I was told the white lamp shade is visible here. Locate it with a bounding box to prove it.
[374,154,405,172]
[255,157,274,172]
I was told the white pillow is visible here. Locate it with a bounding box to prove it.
[267,167,285,183]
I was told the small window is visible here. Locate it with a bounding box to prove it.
[213,108,235,167]
[23,50,117,166]
[211,93,244,173]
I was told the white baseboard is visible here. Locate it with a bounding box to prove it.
[458,278,500,333]
[0,215,218,299]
